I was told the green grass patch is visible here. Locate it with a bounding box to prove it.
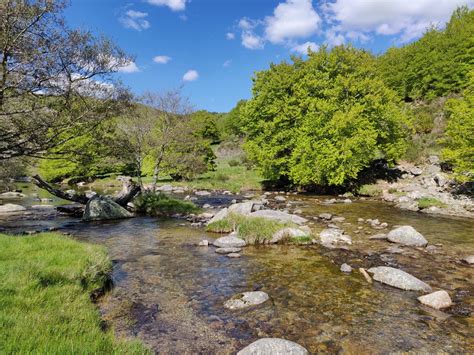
[0,233,147,354]
[417,197,447,209]
[134,192,199,216]
[206,213,297,244]
[357,184,383,197]
[290,235,313,244]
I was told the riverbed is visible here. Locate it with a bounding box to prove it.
[1,186,473,353]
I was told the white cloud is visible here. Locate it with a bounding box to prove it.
[325,27,345,46]
[119,10,150,31]
[117,61,140,73]
[323,0,474,43]
[265,0,321,43]
[147,0,186,11]
[238,18,258,30]
[223,60,232,67]
[241,31,264,50]
[183,69,199,81]
[291,41,319,54]
[226,32,235,40]
[153,55,172,64]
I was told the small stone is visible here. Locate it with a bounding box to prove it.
[195,190,211,196]
[357,218,365,223]
[237,338,308,355]
[215,247,242,254]
[224,291,269,310]
[332,216,346,222]
[213,235,246,248]
[461,255,474,264]
[410,167,423,176]
[343,199,352,203]
[198,240,209,246]
[418,290,452,310]
[202,203,211,209]
[319,213,332,220]
[387,226,428,247]
[227,253,241,258]
[320,228,352,248]
[369,233,387,240]
[274,196,286,202]
[340,263,352,273]
[368,266,432,292]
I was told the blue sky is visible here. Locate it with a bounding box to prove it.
[65,0,473,112]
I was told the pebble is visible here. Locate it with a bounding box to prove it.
[340,263,352,273]
[418,290,453,310]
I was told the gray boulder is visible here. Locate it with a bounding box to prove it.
[417,290,452,310]
[213,234,246,248]
[0,191,26,199]
[224,291,269,310]
[274,195,286,202]
[340,263,352,273]
[237,338,308,355]
[320,228,352,248]
[270,227,308,244]
[387,226,428,247]
[228,201,254,215]
[318,213,332,220]
[368,266,432,292]
[207,208,228,225]
[0,203,26,213]
[461,255,474,264]
[195,190,211,196]
[82,196,133,221]
[249,210,307,225]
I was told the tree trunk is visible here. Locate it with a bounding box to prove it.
[31,175,141,207]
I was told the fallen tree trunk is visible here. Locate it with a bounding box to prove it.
[31,175,141,208]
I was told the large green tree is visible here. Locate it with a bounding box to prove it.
[242,46,409,187]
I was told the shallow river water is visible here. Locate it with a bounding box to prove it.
[1,188,473,354]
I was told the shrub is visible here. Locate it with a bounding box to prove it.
[357,184,382,197]
[228,159,241,167]
[134,192,199,216]
[241,45,409,187]
[418,197,447,209]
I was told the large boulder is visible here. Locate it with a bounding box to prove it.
[270,228,309,244]
[207,208,228,225]
[368,266,432,292]
[417,290,452,310]
[0,191,26,199]
[0,203,26,213]
[387,226,428,247]
[237,338,308,355]
[319,228,352,248]
[213,234,246,248]
[228,201,254,215]
[249,210,307,225]
[82,196,133,221]
[224,291,269,310]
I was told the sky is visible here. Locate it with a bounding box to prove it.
[65,0,474,112]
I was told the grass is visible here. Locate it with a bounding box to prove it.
[134,192,200,216]
[417,197,447,209]
[206,213,300,244]
[0,233,147,354]
[357,184,383,197]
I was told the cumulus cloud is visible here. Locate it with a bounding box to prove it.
[117,61,140,73]
[291,41,319,54]
[147,0,186,11]
[323,0,474,43]
[183,69,199,81]
[265,0,321,43]
[226,32,235,40]
[242,31,264,50]
[119,10,150,31]
[153,55,172,64]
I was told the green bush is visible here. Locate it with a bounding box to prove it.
[418,197,447,209]
[0,233,147,353]
[134,192,199,216]
[241,45,409,187]
[228,159,241,167]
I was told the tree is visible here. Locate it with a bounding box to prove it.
[441,71,474,182]
[221,100,247,139]
[0,0,131,160]
[241,46,409,187]
[114,90,215,188]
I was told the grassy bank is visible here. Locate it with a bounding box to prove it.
[0,233,147,353]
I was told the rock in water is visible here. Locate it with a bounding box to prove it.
[461,255,474,265]
[368,266,432,292]
[237,338,308,355]
[207,208,228,225]
[215,247,242,254]
[213,234,246,248]
[417,290,452,310]
[270,228,309,244]
[82,196,133,221]
[0,204,26,213]
[228,201,254,215]
[386,226,428,247]
[340,263,352,273]
[0,191,25,199]
[319,229,352,248]
[249,210,307,225]
[224,291,269,310]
